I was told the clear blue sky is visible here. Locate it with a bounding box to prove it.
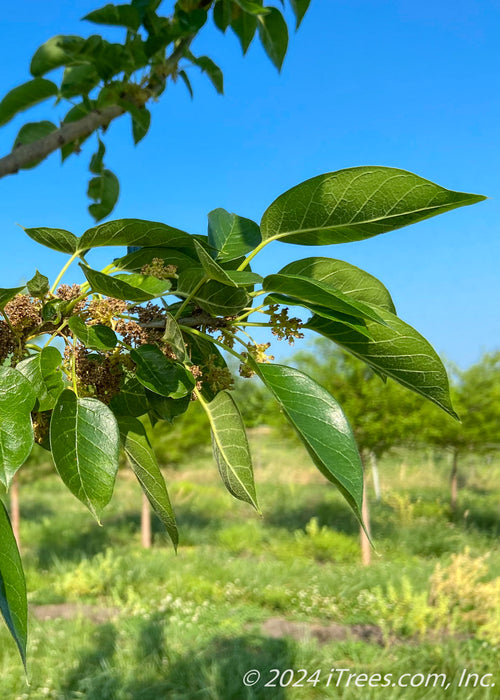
[0,0,498,368]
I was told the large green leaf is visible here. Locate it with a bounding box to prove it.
[278,257,396,313]
[83,3,141,31]
[177,269,250,316]
[80,219,193,250]
[146,391,191,423]
[113,247,196,273]
[16,347,65,412]
[30,35,86,76]
[60,64,100,98]
[234,0,269,13]
[50,390,120,519]
[68,316,117,351]
[257,7,288,71]
[253,362,364,521]
[109,375,149,417]
[201,390,259,510]
[263,274,388,326]
[208,208,262,262]
[306,310,458,418]
[130,345,195,398]
[23,226,80,255]
[0,368,36,488]
[80,265,171,302]
[117,416,178,548]
[0,502,27,667]
[0,287,25,310]
[26,270,50,299]
[260,167,486,245]
[0,78,58,126]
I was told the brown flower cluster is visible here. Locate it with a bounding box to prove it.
[32,411,51,446]
[114,319,149,348]
[66,344,124,404]
[87,298,128,326]
[268,304,304,344]
[4,295,42,332]
[55,284,86,313]
[239,343,275,378]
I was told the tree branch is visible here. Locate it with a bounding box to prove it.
[0,38,193,179]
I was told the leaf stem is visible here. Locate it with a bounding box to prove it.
[179,326,246,363]
[233,304,266,322]
[237,238,273,271]
[174,276,208,320]
[25,343,42,353]
[50,251,82,294]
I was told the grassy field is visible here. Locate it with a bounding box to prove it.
[1,432,499,699]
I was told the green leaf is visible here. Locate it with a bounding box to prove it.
[83,3,141,31]
[88,169,120,222]
[50,390,120,519]
[61,102,92,161]
[68,316,117,351]
[163,313,188,362]
[193,239,238,286]
[16,347,65,413]
[0,502,27,667]
[60,64,100,98]
[208,208,262,262]
[41,299,66,324]
[146,391,190,422]
[117,415,178,548]
[257,7,288,71]
[306,310,458,418]
[253,362,363,520]
[23,226,80,255]
[30,35,86,76]
[110,375,149,417]
[120,102,151,144]
[178,70,194,98]
[0,368,36,488]
[80,265,171,302]
[26,270,50,299]
[289,0,311,28]
[0,78,58,126]
[213,0,232,32]
[80,219,193,250]
[261,166,486,246]
[200,390,259,510]
[230,6,258,53]
[190,55,224,94]
[177,269,251,316]
[130,344,195,398]
[0,287,25,310]
[13,121,58,169]
[263,274,389,326]
[278,257,396,314]
[113,246,196,273]
[89,138,106,175]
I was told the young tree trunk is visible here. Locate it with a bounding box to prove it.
[360,457,372,566]
[369,450,381,502]
[450,449,459,513]
[10,472,21,551]
[141,492,152,549]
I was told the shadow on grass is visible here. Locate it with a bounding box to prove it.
[61,622,293,700]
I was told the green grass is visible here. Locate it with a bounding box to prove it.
[1,435,500,699]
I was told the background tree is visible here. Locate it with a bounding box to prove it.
[423,352,500,512]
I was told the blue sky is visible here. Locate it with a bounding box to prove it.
[0,0,498,368]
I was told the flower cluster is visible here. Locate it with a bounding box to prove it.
[87,297,128,327]
[0,321,17,364]
[55,283,86,313]
[66,344,125,404]
[202,355,234,392]
[140,258,177,280]
[268,304,304,344]
[4,295,42,332]
[239,342,274,378]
